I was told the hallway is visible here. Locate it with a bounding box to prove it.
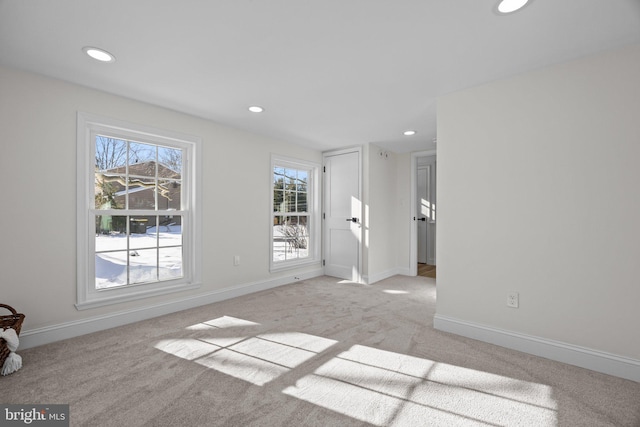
[418,263,436,278]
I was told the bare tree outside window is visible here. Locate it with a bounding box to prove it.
[159,146,182,174]
[95,136,128,170]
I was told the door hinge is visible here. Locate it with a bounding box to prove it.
[323,213,325,219]
[322,259,325,266]
[323,166,326,173]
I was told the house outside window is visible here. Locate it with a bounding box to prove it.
[77,112,201,309]
[270,155,320,271]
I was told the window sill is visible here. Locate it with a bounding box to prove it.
[76,281,201,311]
[270,258,321,273]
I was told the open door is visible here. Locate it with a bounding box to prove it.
[411,151,437,276]
[417,156,436,265]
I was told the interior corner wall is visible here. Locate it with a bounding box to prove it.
[436,43,640,360]
[363,143,399,283]
[394,152,412,274]
[0,65,322,336]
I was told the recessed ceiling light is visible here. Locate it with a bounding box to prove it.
[83,46,115,63]
[248,106,264,113]
[403,130,417,136]
[497,0,529,14]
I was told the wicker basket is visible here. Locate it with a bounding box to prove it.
[0,304,25,369]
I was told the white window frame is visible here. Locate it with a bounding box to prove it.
[270,155,321,272]
[76,112,202,310]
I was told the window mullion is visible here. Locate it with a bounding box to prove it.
[125,140,130,210]
[155,214,159,282]
[126,214,131,286]
[154,146,159,211]
[93,208,186,216]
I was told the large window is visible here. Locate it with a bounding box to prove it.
[270,156,320,271]
[77,113,201,309]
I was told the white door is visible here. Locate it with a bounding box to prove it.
[323,148,361,281]
[417,156,436,265]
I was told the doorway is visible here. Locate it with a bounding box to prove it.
[410,150,437,277]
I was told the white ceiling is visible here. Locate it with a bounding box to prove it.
[1,0,639,153]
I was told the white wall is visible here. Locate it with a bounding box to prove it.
[364,144,399,283]
[436,44,640,362]
[395,153,412,275]
[0,66,322,337]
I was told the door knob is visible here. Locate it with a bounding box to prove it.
[346,217,358,223]
[418,218,426,222]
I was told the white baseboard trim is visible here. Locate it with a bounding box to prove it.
[20,269,324,350]
[395,267,413,277]
[434,314,640,383]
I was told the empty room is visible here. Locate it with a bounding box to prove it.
[1,1,639,426]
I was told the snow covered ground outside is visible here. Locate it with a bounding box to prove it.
[94,224,309,288]
[272,225,309,262]
[95,225,182,289]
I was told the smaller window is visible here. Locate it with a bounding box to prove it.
[270,156,320,271]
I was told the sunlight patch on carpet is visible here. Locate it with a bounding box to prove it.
[154,338,221,361]
[155,317,337,386]
[383,290,409,295]
[195,332,336,386]
[185,315,260,331]
[196,348,290,386]
[282,345,557,426]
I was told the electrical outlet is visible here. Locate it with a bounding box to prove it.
[233,255,240,266]
[507,292,519,308]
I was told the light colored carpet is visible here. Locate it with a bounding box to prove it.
[3,275,639,426]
